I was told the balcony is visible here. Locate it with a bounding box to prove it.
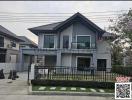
[71,42,96,49]
[61,42,96,54]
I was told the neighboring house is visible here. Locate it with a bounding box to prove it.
[20,12,113,71]
[18,36,38,49]
[0,25,22,63]
[17,36,38,71]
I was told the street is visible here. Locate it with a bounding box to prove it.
[0,95,114,100]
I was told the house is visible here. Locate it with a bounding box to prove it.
[0,25,22,63]
[20,12,113,71]
[18,36,38,49]
[17,36,38,71]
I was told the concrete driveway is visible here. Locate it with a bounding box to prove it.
[0,72,29,95]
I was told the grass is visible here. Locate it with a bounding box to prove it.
[32,85,114,93]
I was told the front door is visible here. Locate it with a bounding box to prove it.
[77,57,91,71]
[97,59,106,71]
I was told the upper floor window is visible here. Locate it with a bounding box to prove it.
[76,35,91,49]
[44,35,54,48]
[0,36,4,47]
[63,35,69,49]
[11,41,16,47]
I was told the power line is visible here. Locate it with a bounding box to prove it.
[0,14,119,17]
[0,10,128,14]
[0,17,116,20]
[0,20,112,23]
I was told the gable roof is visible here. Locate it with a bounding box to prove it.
[29,12,105,36]
[18,36,38,48]
[29,22,62,31]
[0,25,23,42]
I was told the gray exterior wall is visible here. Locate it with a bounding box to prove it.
[38,22,96,49]
[37,21,111,69]
[72,22,96,47]
[38,34,57,49]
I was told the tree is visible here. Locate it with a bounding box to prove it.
[111,41,123,65]
[109,9,132,47]
[109,9,132,65]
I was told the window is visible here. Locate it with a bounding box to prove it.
[0,36,4,47]
[63,36,69,48]
[0,49,6,63]
[77,57,91,71]
[44,35,54,48]
[77,35,90,49]
[11,41,16,47]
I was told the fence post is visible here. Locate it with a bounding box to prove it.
[30,63,35,80]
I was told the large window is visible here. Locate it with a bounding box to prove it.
[0,36,4,47]
[63,36,69,49]
[44,35,54,48]
[77,35,90,49]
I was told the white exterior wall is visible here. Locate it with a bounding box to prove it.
[0,63,17,73]
[4,36,19,50]
[97,40,111,68]
[38,34,43,48]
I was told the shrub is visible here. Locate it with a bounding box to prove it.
[112,65,132,77]
[31,79,115,89]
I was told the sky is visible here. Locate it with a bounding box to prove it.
[0,1,132,44]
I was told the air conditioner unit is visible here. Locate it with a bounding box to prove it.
[7,44,12,48]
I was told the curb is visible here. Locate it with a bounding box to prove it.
[28,86,114,97]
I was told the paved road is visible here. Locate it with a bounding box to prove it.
[0,95,114,100]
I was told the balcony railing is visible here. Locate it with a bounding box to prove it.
[71,42,96,49]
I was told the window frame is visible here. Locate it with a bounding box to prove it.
[76,56,92,71]
[43,34,55,49]
[76,35,91,49]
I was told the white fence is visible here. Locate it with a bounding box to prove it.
[0,63,31,73]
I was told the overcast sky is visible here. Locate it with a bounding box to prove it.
[0,1,132,43]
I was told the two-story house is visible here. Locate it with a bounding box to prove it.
[0,25,22,63]
[20,13,113,71]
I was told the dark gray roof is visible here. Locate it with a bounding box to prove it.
[18,36,37,47]
[29,22,62,31]
[0,25,23,42]
[29,12,105,36]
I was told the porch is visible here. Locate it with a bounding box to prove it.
[19,48,97,72]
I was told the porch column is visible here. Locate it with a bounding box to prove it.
[56,51,61,66]
[93,51,97,69]
[19,49,24,72]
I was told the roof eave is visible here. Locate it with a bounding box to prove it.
[28,28,57,36]
[0,32,23,42]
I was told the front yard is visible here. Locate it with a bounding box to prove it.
[32,85,114,93]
